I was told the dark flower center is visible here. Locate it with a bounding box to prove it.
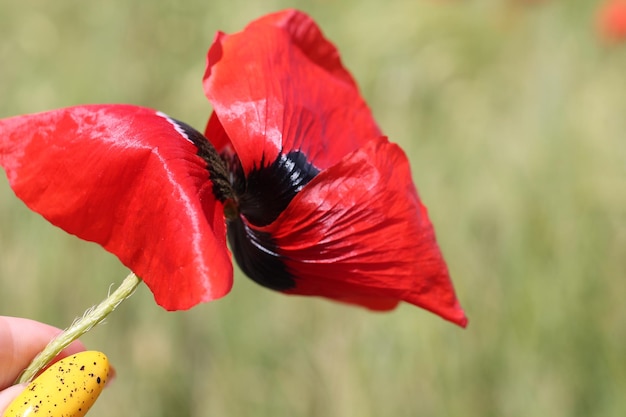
[227,150,319,226]
[175,117,320,291]
[222,150,320,290]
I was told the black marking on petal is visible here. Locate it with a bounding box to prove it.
[156,111,233,201]
[227,217,295,291]
[236,150,320,226]
[223,150,319,290]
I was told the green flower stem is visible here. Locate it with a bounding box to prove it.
[17,272,142,384]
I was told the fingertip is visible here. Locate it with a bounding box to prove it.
[0,316,88,387]
[0,383,26,415]
[106,364,117,387]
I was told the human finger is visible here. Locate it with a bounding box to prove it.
[0,316,85,389]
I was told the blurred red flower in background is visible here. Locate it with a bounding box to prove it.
[597,0,626,42]
[0,10,467,327]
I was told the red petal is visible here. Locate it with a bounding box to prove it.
[0,105,232,309]
[203,9,381,172]
[243,9,359,88]
[257,137,467,327]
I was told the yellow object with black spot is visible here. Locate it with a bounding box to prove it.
[3,351,109,417]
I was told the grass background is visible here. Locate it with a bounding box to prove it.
[1,0,625,416]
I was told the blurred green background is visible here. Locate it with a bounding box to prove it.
[1,0,625,416]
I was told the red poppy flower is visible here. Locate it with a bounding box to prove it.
[597,0,626,42]
[0,9,467,327]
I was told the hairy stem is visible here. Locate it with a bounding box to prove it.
[17,272,142,384]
